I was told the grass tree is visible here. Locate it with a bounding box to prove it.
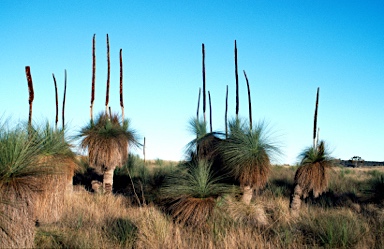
[30,122,77,223]
[290,141,333,216]
[0,124,59,248]
[218,119,280,204]
[78,112,139,194]
[186,117,223,165]
[290,87,332,216]
[161,160,233,227]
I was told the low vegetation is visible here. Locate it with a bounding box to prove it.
[31,161,384,249]
[1,118,383,248]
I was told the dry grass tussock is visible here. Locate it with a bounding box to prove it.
[32,165,384,249]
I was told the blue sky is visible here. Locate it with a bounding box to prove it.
[1,1,383,164]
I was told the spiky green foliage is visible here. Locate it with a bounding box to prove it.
[29,122,74,158]
[161,160,234,226]
[186,117,207,154]
[0,127,58,195]
[162,160,231,199]
[219,118,281,189]
[186,117,223,162]
[228,117,246,134]
[78,112,140,173]
[294,141,333,198]
[0,124,60,247]
[115,153,147,178]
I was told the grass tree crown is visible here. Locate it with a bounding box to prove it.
[160,160,235,226]
[219,118,281,189]
[185,117,223,161]
[294,140,334,198]
[78,112,140,173]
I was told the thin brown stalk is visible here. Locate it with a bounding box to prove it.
[52,73,59,130]
[225,85,228,138]
[235,40,239,119]
[105,34,110,115]
[313,87,320,148]
[196,87,201,120]
[120,48,124,123]
[208,91,212,133]
[244,70,252,129]
[62,69,67,129]
[202,43,206,123]
[128,171,141,207]
[25,66,34,126]
[90,34,96,122]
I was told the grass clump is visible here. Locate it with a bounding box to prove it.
[299,209,369,248]
[363,175,384,204]
[34,229,65,249]
[103,217,138,247]
[161,160,233,227]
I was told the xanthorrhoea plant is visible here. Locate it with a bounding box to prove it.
[79,112,139,193]
[290,141,333,216]
[219,118,281,204]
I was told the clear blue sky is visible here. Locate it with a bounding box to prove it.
[1,1,383,164]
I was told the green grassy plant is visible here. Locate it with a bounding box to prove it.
[103,217,138,247]
[299,209,369,248]
[161,160,234,226]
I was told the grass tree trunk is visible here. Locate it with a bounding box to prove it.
[0,191,36,248]
[64,156,77,194]
[91,180,102,193]
[241,185,253,205]
[103,167,115,194]
[35,172,67,224]
[290,184,303,217]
